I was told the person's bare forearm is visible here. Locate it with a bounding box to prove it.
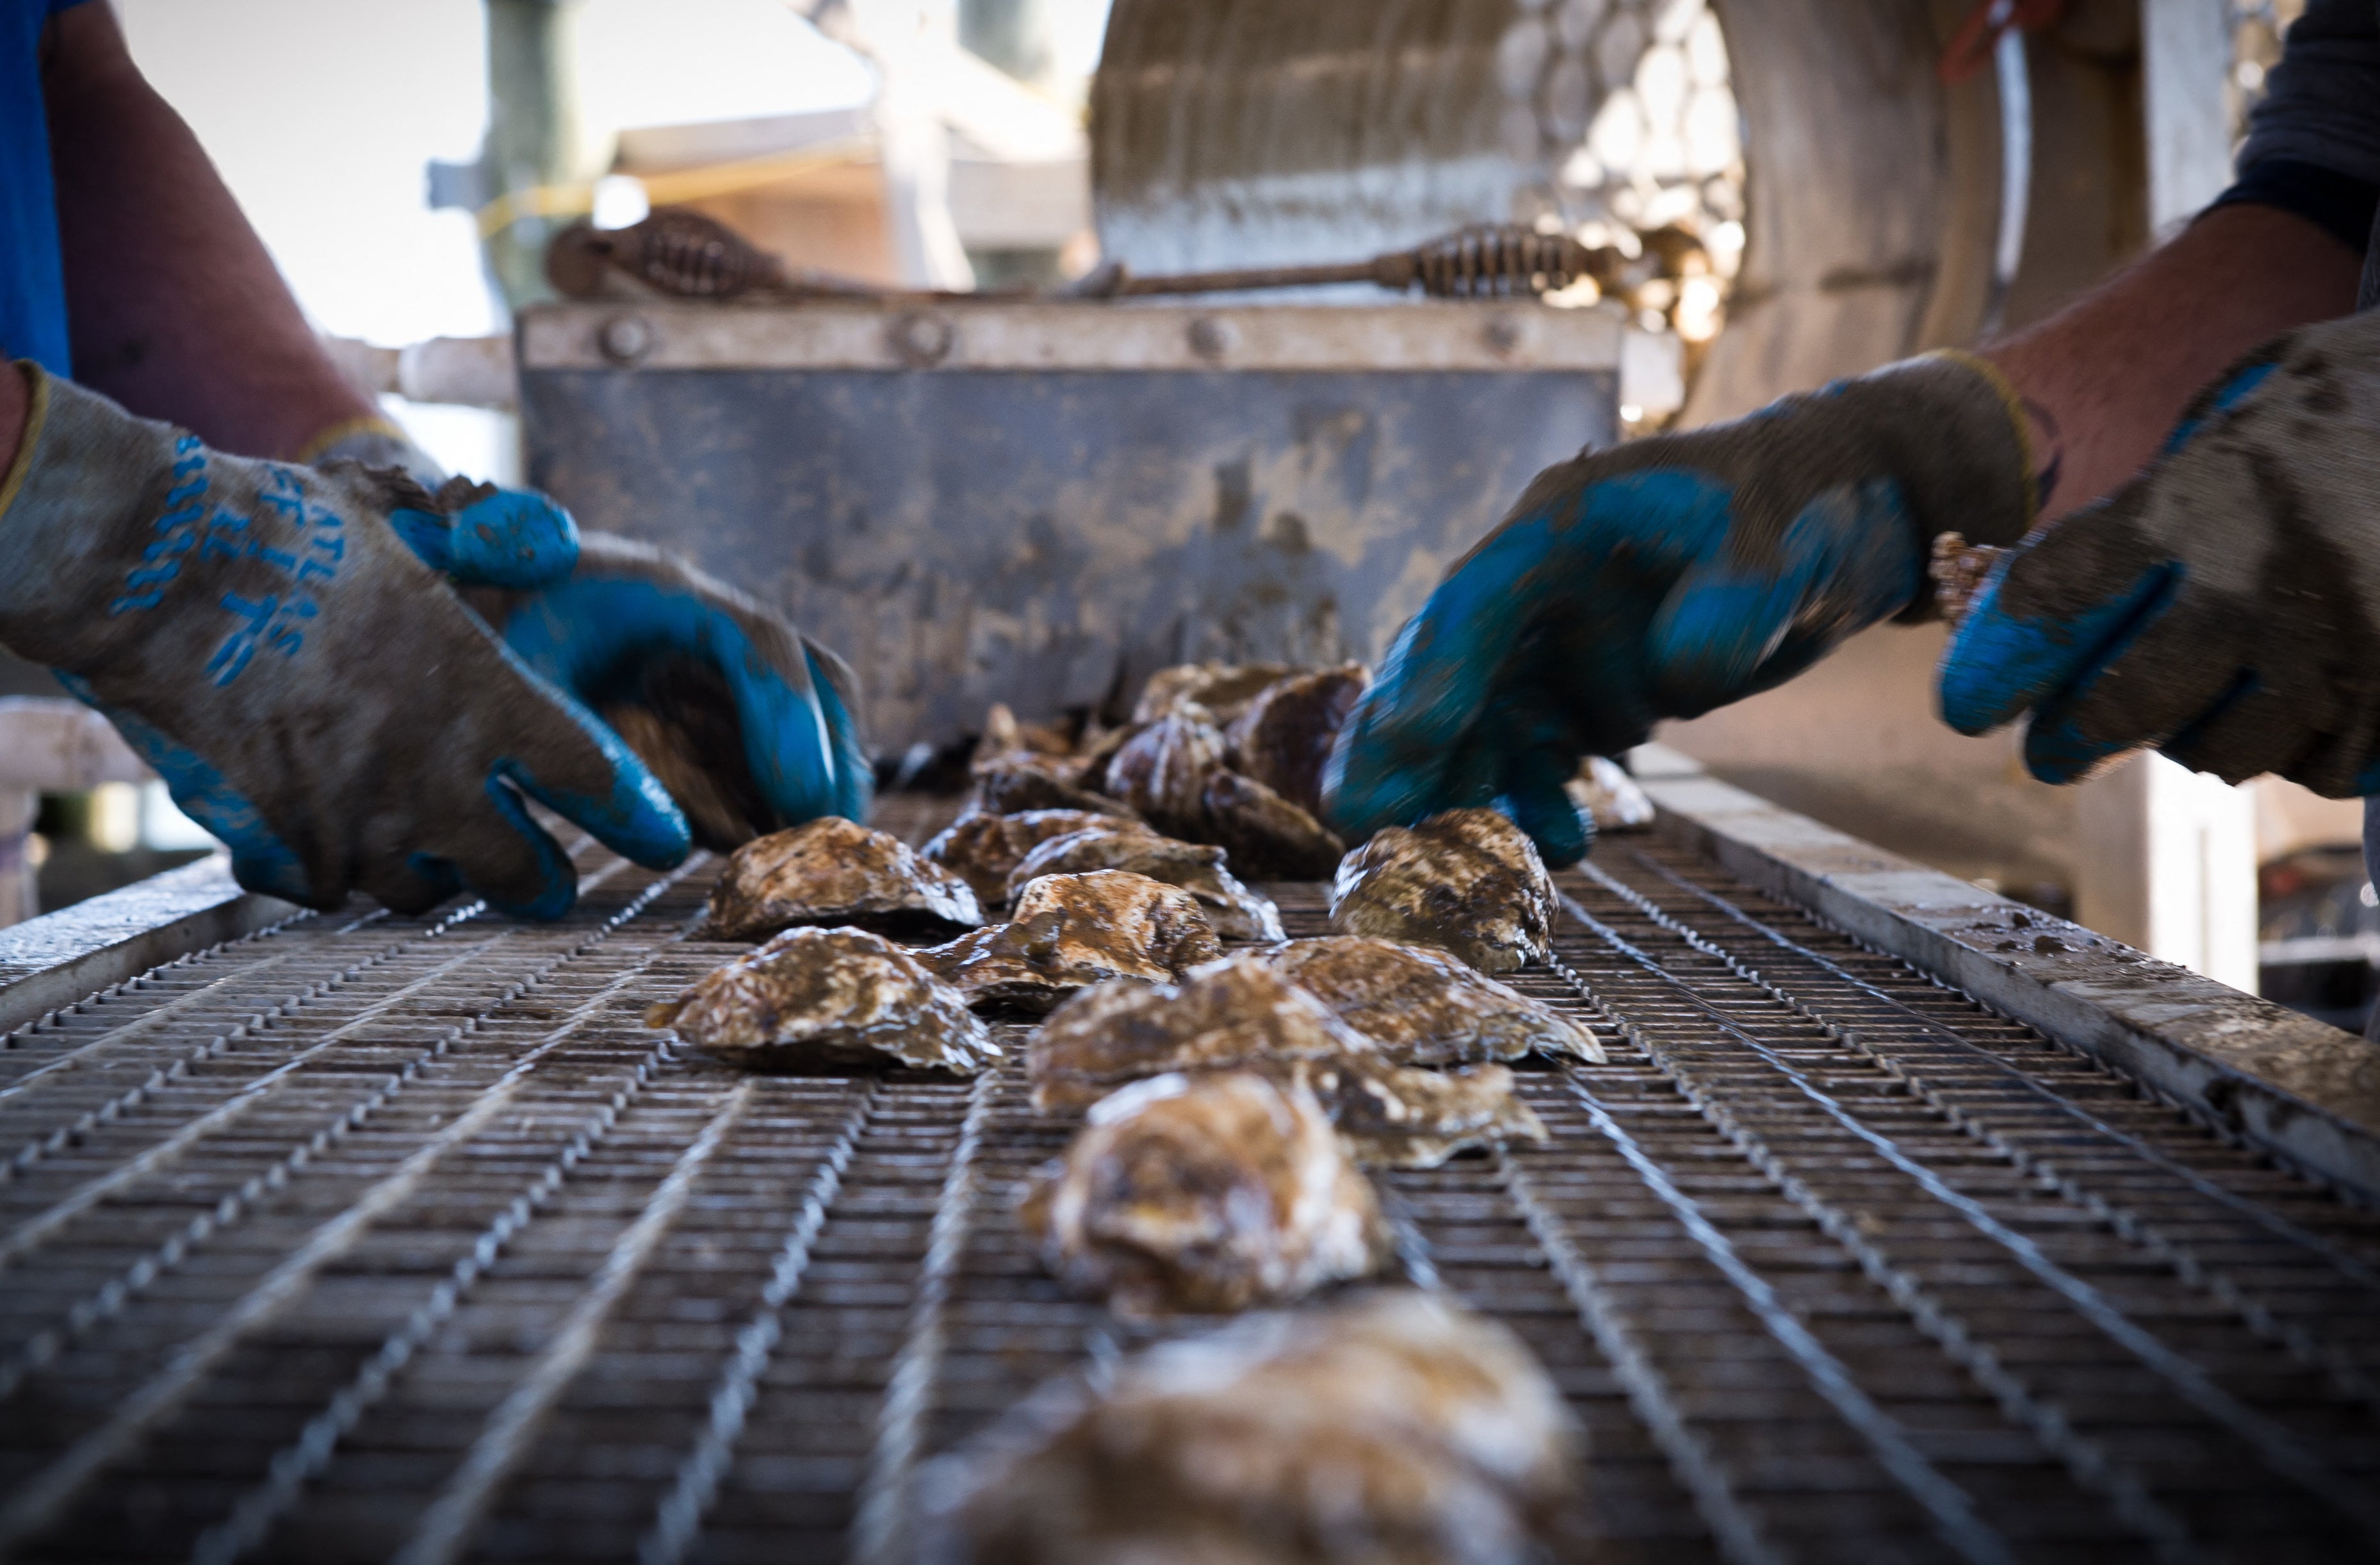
[1982,202,2361,517]
[40,3,379,461]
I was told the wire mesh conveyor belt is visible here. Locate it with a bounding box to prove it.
[3,803,2379,1565]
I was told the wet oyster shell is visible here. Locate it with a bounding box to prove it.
[918,1291,1577,1564]
[1027,955,1378,1111]
[917,870,1222,1015]
[1104,713,1224,838]
[1285,1056,1547,1170]
[1017,1070,1389,1318]
[697,817,982,942]
[1007,826,1285,942]
[1200,767,1344,880]
[1131,661,1298,726]
[1225,662,1369,817]
[1258,936,1604,1065]
[1328,808,1557,973]
[919,808,1135,906]
[968,757,1143,821]
[644,926,998,1074]
[1565,755,1655,833]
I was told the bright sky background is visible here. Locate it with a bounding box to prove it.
[111,0,878,476]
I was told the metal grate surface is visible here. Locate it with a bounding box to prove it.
[3,805,2379,1565]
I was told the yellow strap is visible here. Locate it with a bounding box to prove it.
[1924,348,2038,519]
[293,414,411,468]
[0,363,53,522]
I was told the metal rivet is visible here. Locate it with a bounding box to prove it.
[1483,314,1525,356]
[598,313,652,364]
[890,312,955,366]
[1186,316,1236,361]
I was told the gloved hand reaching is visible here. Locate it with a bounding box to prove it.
[1324,354,2037,863]
[1939,311,2380,796]
[461,534,873,850]
[0,365,690,917]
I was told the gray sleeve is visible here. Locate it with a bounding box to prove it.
[2237,0,2380,183]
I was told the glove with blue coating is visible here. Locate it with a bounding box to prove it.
[460,533,873,850]
[1940,312,2380,796]
[0,364,690,917]
[1324,353,2037,864]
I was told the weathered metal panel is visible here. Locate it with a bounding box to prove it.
[519,304,1616,755]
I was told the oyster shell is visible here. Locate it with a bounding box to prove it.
[1200,767,1345,880]
[1026,955,1377,1111]
[1328,808,1557,973]
[918,870,1222,1015]
[644,926,998,1074]
[1225,662,1369,816]
[1287,1057,1547,1170]
[1132,661,1298,726]
[919,808,1134,906]
[697,817,982,942]
[918,1291,1578,1564]
[968,757,1142,821]
[1104,712,1224,837]
[1565,755,1655,833]
[1257,936,1604,1065]
[1007,826,1285,942]
[1018,1070,1390,1318]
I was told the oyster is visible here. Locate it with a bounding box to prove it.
[644,926,998,1074]
[969,757,1142,822]
[1258,936,1604,1065]
[697,817,982,941]
[1328,808,1557,973]
[919,808,1135,906]
[1132,661,1298,726]
[918,1291,1578,1565]
[1288,1057,1547,1170]
[1565,755,1655,833]
[1018,1070,1390,1318]
[1007,825,1285,942]
[971,700,1078,769]
[1026,955,1375,1111]
[1225,662,1369,816]
[1200,767,1344,880]
[918,870,1222,1015]
[1104,712,1224,837]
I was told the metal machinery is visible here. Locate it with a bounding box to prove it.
[8,3,2380,1561]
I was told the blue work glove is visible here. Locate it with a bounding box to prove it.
[0,365,689,917]
[1326,354,2037,864]
[1941,313,2380,796]
[461,534,871,849]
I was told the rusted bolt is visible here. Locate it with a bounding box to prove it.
[598,313,652,364]
[890,312,955,366]
[1482,313,1525,357]
[1186,316,1236,361]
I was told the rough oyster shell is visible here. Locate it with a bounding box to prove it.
[1131,661,1299,726]
[1225,662,1369,817]
[917,870,1221,1015]
[1007,826,1284,942]
[1285,1056,1547,1170]
[1257,936,1604,1065]
[1565,755,1655,833]
[1104,713,1224,838]
[918,1290,1577,1563]
[697,817,982,942]
[1200,767,1344,880]
[1017,1070,1389,1318]
[1328,808,1556,973]
[968,757,1142,821]
[1026,955,1377,1111]
[919,808,1135,906]
[644,926,998,1074]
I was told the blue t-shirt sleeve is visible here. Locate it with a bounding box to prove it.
[0,0,95,375]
